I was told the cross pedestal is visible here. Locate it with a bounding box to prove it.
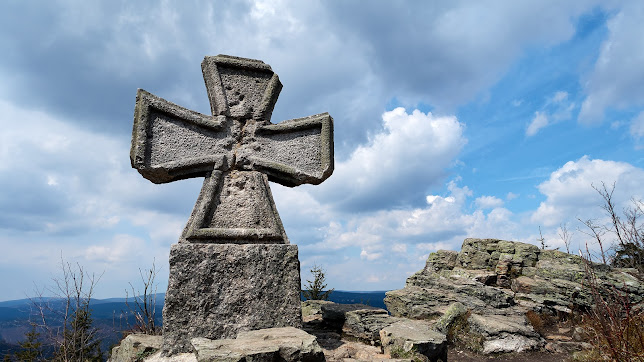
[130,55,333,354]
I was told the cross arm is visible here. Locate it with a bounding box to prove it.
[130,89,229,184]
[242,113,334,187]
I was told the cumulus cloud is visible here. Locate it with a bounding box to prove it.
[531,156,644,227]
[475,196,504,209]
[506,192,519,201]
[318,107,466,211]
[300,177,524,289]
[579,2,644,124]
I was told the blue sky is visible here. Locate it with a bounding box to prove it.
[1,1,644,301]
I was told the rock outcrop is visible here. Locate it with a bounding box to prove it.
[379,319,447,362]
[110,327,324,362]
[385,238,644,354]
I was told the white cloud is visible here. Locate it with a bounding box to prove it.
[527,90,575,137]
[506,192,519,200]
[360,249,383,261]
[475,196,504,209]
[391,243,408,254]
[527,111,549,136]
[551,91,568,103]
[579,3,644,124]
[84,234,146,264]
[531,156,644,227]
[630,111,644,139]
[319,107,466,210]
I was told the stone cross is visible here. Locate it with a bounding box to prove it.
[131,55,333,244]
[129,55,334,355]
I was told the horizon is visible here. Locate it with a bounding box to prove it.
[1,1,643,301]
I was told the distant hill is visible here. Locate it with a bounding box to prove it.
[321,290,388,310]
[0,291,388,358]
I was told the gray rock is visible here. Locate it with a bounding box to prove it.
[467,313,539,338]
[382,238,644,355]
[162,243,303,355]
[386,238,644,326]
[191,327,325,362]
[320,302,380,330]
[379,320,447,362]
[109,334,162,362]
[302,300,334,319]
[482,335,541,354]
[343,308,402,344]
[424,250,458,272]
[545,341,593,354]
[434,302,467,334]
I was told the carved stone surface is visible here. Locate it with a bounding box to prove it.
[130,55,334,245]
[130,55,334,355]
[162,243,302,355]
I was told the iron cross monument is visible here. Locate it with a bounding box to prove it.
[130,55,334,354]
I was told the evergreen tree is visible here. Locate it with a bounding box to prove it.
[54,305,102,362]
[302,265,334,301]
[14,325,43,362]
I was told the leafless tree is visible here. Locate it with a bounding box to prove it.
[578,218,608,265]
[558,222,573,254]
[537,226,548,250]
[124,260,161,335]
[31,255,104,361]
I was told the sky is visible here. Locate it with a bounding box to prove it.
[1,0,644,301]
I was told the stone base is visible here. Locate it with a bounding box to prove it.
[162,243,302,355]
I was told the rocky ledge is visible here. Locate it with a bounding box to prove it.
[385,238,644,354]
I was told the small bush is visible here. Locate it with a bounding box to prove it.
[580,256,644,361]
[446,310,484,353]
[389,345,424,362]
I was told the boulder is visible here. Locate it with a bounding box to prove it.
[319,302,379,330]
[379,320,447,362]
[433,302,467,334]
[424,250,458,272]
[467,313,543,353]
[109,334,163,362]
[191,327,324,362]
[342,308,402,344]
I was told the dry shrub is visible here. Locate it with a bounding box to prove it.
[580,257,644,361]
[525,310,545,335]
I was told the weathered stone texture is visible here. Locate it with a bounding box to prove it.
[130,55,335,357]
[384,238,644,354]
[191,327,325,362]
[380,320,447,362]
[342,308,402,344]
[162,243,302,355]
[109,334,163,362]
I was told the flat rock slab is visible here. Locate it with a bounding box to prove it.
[343,308,402,344]
[109,334,163,362]
[379,320,447,362]
[162,243,302,355]
[467,314,542,354]
[191,327,325,361]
